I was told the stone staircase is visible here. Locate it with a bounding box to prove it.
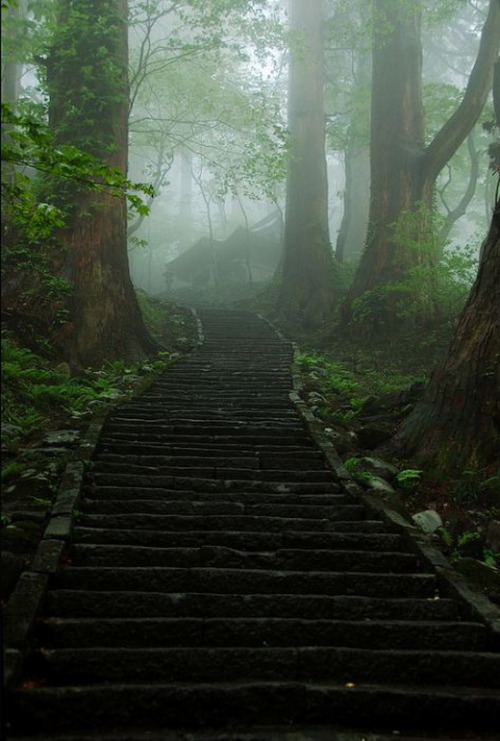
[5,309,500,739]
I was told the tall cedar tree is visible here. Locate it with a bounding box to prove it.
[47,0,157,368]
[392,60,500,475]
[342,0,500,331]
[278,0,335,328]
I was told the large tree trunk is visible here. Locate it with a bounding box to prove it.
[392,198,500,473]
[48,0,157,368]
[392,61,500,474]
[277,0,335,328]
[342,0,500,332]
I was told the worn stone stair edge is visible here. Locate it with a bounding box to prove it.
[8,729,497,741]
[2,309,204,690]
[265,316,500,645]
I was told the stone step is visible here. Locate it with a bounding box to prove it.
[38,617,486,650]
[99,433,313,447]
[80,501,361,521]
[145,382,292,391]
[153,371,291,377]
[52,567,438,598]
[86,475,342,495]
[92,454,329,471]
[89,464,334,483]
[9,681,500,734]
[80,502,359,521]
[96,442,319,456]
[76,513,368,533]
[72,527,401,550]
[26,646,500,686]
[69,545,420,572]
[110,410,300,421]
[125,394,293,404]
[46,590,461,621]
[81,487,346,505]
[101,422,306,435]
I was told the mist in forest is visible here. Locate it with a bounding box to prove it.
[120,0,495,304]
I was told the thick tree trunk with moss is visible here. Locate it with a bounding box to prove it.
[393,199,500,473]
[277,0,335,328]
[48,0,156,368]
[393,61,500,475]
[342,0,500,332]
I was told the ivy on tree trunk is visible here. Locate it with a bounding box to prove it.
[47,0,158,368]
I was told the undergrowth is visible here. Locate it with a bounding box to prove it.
[0,288,184,460]
[1,333,171,457]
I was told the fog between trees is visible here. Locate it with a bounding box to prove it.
[1,0,499,471]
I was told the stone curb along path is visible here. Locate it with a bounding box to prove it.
[3,308,500,740]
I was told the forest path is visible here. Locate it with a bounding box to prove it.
[6,309,500,739]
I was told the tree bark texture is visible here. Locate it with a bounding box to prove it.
[342,0,500,330]
[48,0,156,367]
[393,55,500,474]
[278,0,335,328]
[393,198,500,473]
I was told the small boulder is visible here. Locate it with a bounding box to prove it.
[412,509,443,534]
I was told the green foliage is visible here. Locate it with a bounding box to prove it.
[344,456,362,473]
[1,102,155,339]
[438,526,499,568]
[351,202,477,332]
[2,104,154,216]
[295,352,322,369]
[396,468,423,489]
[1,462,24,482]
[483,549,500,568]
[343,456,375,483]
[0,332,170,451]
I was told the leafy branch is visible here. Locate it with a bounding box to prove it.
[2,104,154,214]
